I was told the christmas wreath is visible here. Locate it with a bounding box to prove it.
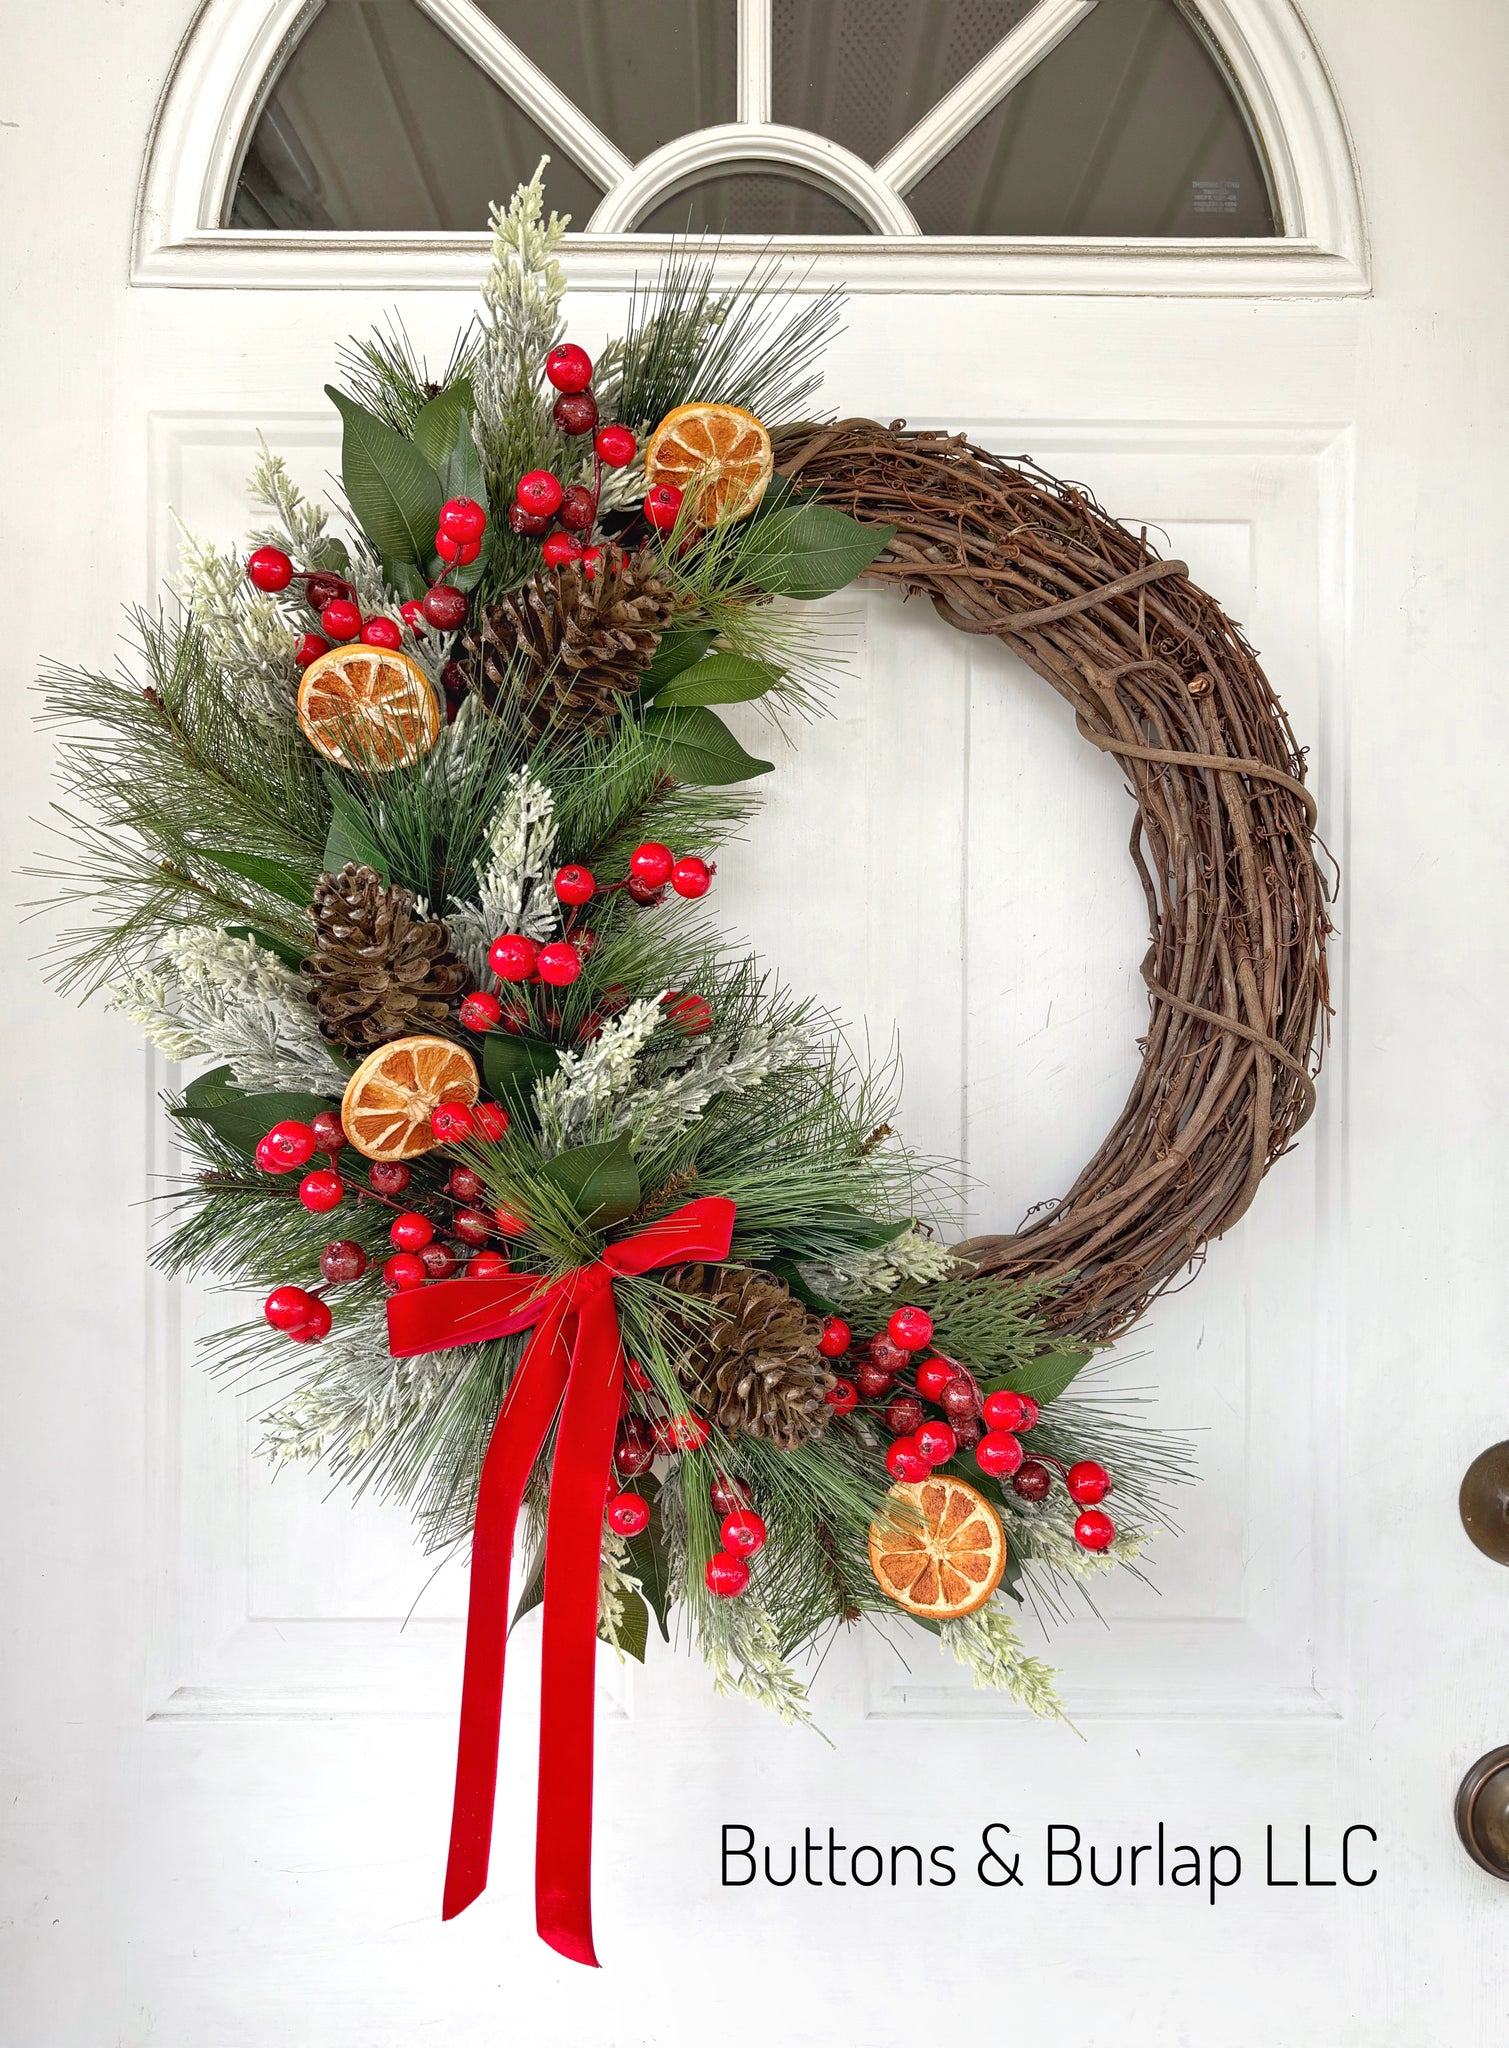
[35,169,1327,1965]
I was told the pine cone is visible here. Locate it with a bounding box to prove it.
[302,863,468,1054]
[461,549,680,740]
[667,1265,836,1452]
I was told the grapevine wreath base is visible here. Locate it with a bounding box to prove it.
[37,171,1328,1964]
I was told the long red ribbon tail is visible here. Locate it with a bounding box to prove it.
[441,1301,571,1922]
[535,1281,624,1966]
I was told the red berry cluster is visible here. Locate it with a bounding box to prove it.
[818,1306,1116,1552]
[507,343,647,576]
[607,1394,763,1600]
[247,518,476,679]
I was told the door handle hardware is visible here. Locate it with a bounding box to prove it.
[1459,1442,1509,1564]
[1456,1746,1509,1878]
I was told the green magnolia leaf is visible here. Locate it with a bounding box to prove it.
[174,1071,336,1154]
[608,1587,649,1663]
[742,501,894,600]
[326,386,444,569]
[383,557,427,604]
[543,1137,641,1226]
[197,847,314,908]
[321,777,388,879]
[225,924,307,971]
[308,534,352,576]
[482,1031,560,1103]
[984,1346,1094,1407]
[411,380,475,473]
[440,413,488,513]
[770,1258,846,1318]
[639,627,719,698]
[653,653,783,708]
[642,704,772,786]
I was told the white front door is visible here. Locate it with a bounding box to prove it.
[5,2,1508,2042]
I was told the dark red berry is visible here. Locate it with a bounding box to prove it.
[941,1376,981,1421]
[595,424,636,467]
[319,1240,367,1285]
[310,1109,346,1155]
[1012,1460,1052,1502]
[869,1332,910,1375]
[710,1473,753,1515]
[885,1395,926,1437]
[303,572,347,611]
[420,1240,459,1279]
[545,343,593,393]
[459,991,502,1031]
[448,1166,485,1204]
[421,584,468,631]
[247,546,293,592]
[320,598,361,641]
[553,390,598,435]
[615,1421,655,1479]
[854,1362,896,1401]
[509,502,553,537]
[625,875,666,906]
[452,1208,491,1247]
[557,484,596,533]
[368,1161,410,1196]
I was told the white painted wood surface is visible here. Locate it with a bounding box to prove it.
[4,3,1509,2042]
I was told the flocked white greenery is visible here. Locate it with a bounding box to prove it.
[534,995,666,1154]
[804,1223,957,1304]
[938,1602,1069,1722]
[446,767,560,978]
[616,1017,811,1146]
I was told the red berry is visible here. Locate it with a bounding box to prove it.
[553,390,598,436]
[254,1135,282,1173]
[1015,1394,1040,1431]
[624,1357,654,1392]
[1074,1508,1116,1552]
[854,1362,896,1401]
[400,600,427,634]
[580,545,604,580]
[709,1472,753,1514]
[914,1357,957,1402]
[439,497,487,543]
[430,1101,476,1144]
[320,1241,367,1284]
[644,484,683,529]
[669,1412,710,1452]
[941,1376,981,1421]
[721,1509,767,1557]
[294,632,330,669]
[452,1208,491,1247]
[288,1297,333,1343]
[541,530,582,568]
[265,1283,317,1330]
[488,933,539,981]
[868,1332,910,1375]
[420,1240,459,1279]
[661,991,712,1037]
[263,1119,317,1170]
[310,1109,346,1155]
[982,1389,1029,1432]
[1067,1460,1112,1505]
[493,1205,530,1238]
[886,1437,931,1483]
[605,1491,650,1537]
[447,1166,484,1202]
[975,1430,1024,1478]
[383,1252,427,1291]
[509,503,552,537]
[824,1379,859,1415]
[421,584,468,631]
[516,469,564,517]
[817,1316,851,1358]
[545,343,593,393]
[360,615,402,649]
[595,424,636,467]
[537,940,582,987]
[705,1551,749,1599]
[614,1422,655,1478]
[557,484,596,533]
[473,1101,509,1140]
[320,598,361,641]
[885,1395,925,1437]
[247,546,293,592]
[390,1211,434,1252]
[467,1249,511,1280]
[435,529,481,566]
[622,839,671,888]
[459,990,502,1031]
[1013,1459,1052,1502]
[916,1419,957,1465]
[368,1161,410,1195]
[299,1167,345,1213]
[553,863,595,905]
[670,855,713,900]
[888,1305,934,1352]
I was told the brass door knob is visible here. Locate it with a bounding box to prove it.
[1460,1442,1509,1564]
[1457,1747,1509,1878]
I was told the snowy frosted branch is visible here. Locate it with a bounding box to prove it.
[616,1018,811,1147]
[445,768,560,977]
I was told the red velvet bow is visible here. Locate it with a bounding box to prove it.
[387,1195,736,1966]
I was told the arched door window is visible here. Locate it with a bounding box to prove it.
[134,0,1367,290]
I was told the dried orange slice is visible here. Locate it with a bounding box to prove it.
[868,1475,1007,1620]
[644,402,773,525]
[296,645,440,770]
[340,1034,479,1161]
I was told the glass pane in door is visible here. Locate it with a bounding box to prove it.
[635,171,876,235]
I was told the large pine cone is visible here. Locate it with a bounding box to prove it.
[302,862,468,1054]
[461,549,680,740]
[667,1265,836,1452]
